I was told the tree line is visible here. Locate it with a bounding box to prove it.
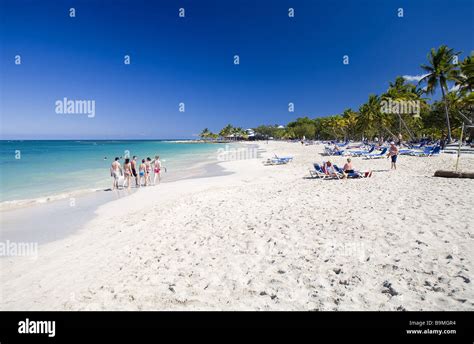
[201,46,473,142]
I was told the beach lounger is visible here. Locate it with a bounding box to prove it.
[309,163,326,178]
[410,145,440,157]
[333,165,372,178]
[409,146,432,156]
[334,165,358,178]
[335,141,349,147]
[346,145,375,157]
[363,147,388,159]
[399,149,415,155]
[430,146,441,156]
[263,157,289,165]
[323,147,344,156]
[274,154,293,162]
[309,163,340,179]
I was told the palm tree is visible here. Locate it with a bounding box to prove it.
[200,128,210,140]
[342,108,358,140]
[455,53,474,95]
[325,115,347,140]
[418,45,460,142]
[356,94,383,140]
[382,76,426,141]
[219,124,234,140]
[231,127,247,140]
[452,54,474,129]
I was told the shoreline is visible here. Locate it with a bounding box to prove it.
[0,142,245,212]
[1,141,473,311]
[0,145,252,246]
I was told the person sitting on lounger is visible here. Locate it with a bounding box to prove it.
[343,158,354,174]
[324,161,338,178]
[341,158,373,178]
[342,158,355,178]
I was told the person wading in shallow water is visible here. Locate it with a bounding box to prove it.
[131,156,139,187]
[387,141,399,170]
[139,159,147,187]
[123,158,132,189]
[110,157,122,189]
[152,155,162,185]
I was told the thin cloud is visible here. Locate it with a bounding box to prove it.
[449,84,460,92]
[403,74,429,82]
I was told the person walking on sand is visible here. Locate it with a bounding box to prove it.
[110,157,122,190]
[123,158,132,189]
[387,141,399,170]
[131,156,139,187]
[152,155,162,185]
[139,159,147,186]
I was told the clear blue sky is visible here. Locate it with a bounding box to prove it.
[0,0,473,139]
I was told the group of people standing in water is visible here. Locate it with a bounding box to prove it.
[110,155,163,190]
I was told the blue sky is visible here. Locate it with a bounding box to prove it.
[0,0,473,139]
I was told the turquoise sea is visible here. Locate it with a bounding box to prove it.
[0,140,225,203]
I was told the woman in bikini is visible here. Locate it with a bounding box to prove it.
[123,158,133,189]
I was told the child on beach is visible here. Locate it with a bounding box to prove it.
[139,159,147,186]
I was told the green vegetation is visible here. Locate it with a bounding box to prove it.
[201,46,473,142]
[200,125,247,141]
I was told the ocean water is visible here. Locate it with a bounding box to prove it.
[0,140,225,203]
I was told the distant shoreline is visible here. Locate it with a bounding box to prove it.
[0,146,237,245]
[0,140,239,209]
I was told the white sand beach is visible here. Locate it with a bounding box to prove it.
[1,141,473,311]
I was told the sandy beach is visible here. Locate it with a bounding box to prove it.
[0,141,473,311]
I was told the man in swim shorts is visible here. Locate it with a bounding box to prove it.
[110,157,122,190]
[388,142,399,170]
[139,159,147,187]
[131,156,138,186]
